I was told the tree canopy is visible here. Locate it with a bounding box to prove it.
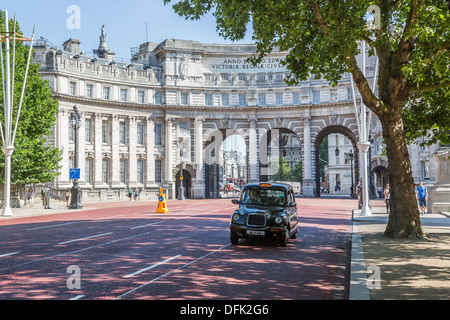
[165,0,450,238]
[0,11,62,185]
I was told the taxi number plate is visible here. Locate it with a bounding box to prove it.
[247,230,265,236]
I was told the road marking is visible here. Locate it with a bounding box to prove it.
[94,215,124,220]
[123,255,182,278]
[27,222,77,231]
[69,295,85,300]
[58,232,113,245]
[131,221,164,230]
[0,252,19,258]
[115,244,230,299]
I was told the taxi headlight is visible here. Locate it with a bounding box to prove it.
[232,213,241,222]
[274,216,283,224]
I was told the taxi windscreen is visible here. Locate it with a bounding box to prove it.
[240,187,286,206]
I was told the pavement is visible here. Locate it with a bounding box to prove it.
[1,197,449,300]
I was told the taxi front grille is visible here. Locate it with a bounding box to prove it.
[247,214,266,227]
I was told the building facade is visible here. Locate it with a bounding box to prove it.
[33,28,437,200]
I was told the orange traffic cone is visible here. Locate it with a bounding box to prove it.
[156,188,169,213]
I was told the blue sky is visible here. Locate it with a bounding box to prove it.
[2,0,254,60]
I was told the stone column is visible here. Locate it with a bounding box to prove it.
[165,118,174,197]
[302,115,315,197]
[429,148,450,214]
[146,118,155,186]
[128,116,137,186]
[111,115,120,187]
[248,119,258,183]
[94,113,103,187]
[193,116,204,198]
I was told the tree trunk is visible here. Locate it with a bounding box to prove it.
[382,110,426,239]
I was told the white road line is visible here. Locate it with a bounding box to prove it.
[94,215,124,220]
[131,221,164,230]
[115,244,231,299]
[69,295,85,300]
[0,252,19,258]
[27,222,77,231]
[123,255,182,279]
[58,232,113,245]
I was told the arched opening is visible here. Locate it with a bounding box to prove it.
[175,169,192,199]
[314,125,359,197]
[373,165,389,198]
[259,128,302,194]
[204,129,247,199]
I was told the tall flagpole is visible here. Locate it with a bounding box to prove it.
[0,9,35,216]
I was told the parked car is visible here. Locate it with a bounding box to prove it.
[229,182,298,246]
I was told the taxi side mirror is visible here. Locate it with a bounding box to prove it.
[231,199,240,205]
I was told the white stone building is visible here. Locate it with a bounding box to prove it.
[32,27,438,200]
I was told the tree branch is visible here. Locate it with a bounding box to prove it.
[408,81,450,94]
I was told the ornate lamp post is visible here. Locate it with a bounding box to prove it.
[178,137,185,200]
[349,149,354,198]
[69,106,83,209]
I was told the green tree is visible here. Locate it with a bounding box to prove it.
[165,0,450,239]
[292,160,302,183]
[269,158,292,182]
[0,11,62,185]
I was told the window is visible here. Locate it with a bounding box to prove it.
[293,92,300,105]
[221,74,229,81]
[69,82,76,95]
[120,89,127,102]
[347,87,353,100]
[238,74,246,81]
[205,94,212,106]
[85,118,91,143]
[138,90,145,103]
[154,92,162,105]
[69,126,74,142]
[85,158,93,185]
[330,89,337,101]
[137,159,144,184]
[222,94,229,106]
[258,94,266,106]
[179,121,187,134]
[155,123,162,146]
[276,93,283,105]
[257,74,265,82]
[312,90,320,103]
[181,93,188,105]
[238,94,246,106]
[102,158,109,184]
[137,122,144,145]
[120,159,127,184]
[102,120,109,144]
[120,121,126,145]
[103,87,110,100]
[155,160,162,183]
[86,84,93,98]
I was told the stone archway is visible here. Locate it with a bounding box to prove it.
[314,125,359,197]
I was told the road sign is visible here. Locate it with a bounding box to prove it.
[70,168,80,180]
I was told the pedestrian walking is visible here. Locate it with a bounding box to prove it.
[377,185,382,198]
[128,187,133,201]
[356,182,361,208]
[134,187,140,201]
[43,185,52,209]
[27,187,34,208]
[383,184,390,214]
[65,188,71,207]
[416,181,428,215]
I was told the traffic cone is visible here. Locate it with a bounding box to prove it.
[156,188,169,213]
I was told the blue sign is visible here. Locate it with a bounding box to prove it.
[70,168,80,180]
[158,196,164,202]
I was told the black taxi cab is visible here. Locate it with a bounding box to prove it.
[229,183,298,246]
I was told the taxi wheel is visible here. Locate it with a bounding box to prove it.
[230,233,239,245]
[279,228,289,247]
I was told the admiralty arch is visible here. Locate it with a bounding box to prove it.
[33,30,433,201]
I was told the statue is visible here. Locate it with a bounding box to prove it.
[100,24,106,42]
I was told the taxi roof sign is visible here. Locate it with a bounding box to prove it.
[259,183,272,188]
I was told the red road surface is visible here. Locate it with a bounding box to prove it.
[0,197,362,300]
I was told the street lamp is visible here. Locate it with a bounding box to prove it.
[69,106,83,209]
[178,137,185,200]
[349,149,354,198]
